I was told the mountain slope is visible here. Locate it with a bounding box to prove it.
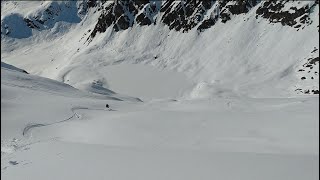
[1,0,319,99]
[1,1,319,180]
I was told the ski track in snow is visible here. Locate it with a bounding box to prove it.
[22,106,114,137]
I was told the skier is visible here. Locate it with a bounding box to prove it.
[106,104,109,109]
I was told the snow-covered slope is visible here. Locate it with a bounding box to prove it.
[1,1,319,180]
[1,61,319,180]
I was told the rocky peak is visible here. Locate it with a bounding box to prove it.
[87,0,261,40]
[1,0,318,40]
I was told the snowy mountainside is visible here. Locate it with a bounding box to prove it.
[1,1,319,180]
[1,0,319,99]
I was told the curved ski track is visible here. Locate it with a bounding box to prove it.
[22,107,113,137]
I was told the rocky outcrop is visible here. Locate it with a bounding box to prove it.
[89,0,149,39]
[160,0,213,32]
[220,0,256,23]
[295,47,319,95]
[198,0,257,32]
[256,0,318,29]
[89,0,259,38]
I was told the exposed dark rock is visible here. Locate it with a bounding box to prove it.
[312,90,319,94]
[220,11,231,23]
[135,0,150,10]
[161,1,214,32]
[136,13,152,26]
[160,0,175,13]
[311,47,318,53]
[116,15,130,31]
[24,18,40,29]
[89,0,150,39]
[220,0,256,23]
[227,1,250,15]
[294,24,301,28]
[309,57,319,65]
[87,0,98,8]
[22,70,29,74]
[197,18,216,32]
[89,4,115,38]
[114,3,125,18]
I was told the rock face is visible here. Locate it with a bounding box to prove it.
[89,0,260,37]
[89,0,150,39]
[86,0,318,40]
[160,0,213,32]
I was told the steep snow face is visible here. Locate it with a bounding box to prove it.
[1,0,319,99]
